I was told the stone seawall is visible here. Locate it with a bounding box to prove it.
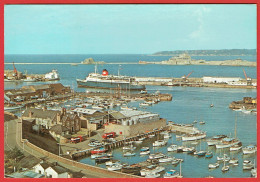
[25,141,139,178]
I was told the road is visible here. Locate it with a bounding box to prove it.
[4,119,126,178]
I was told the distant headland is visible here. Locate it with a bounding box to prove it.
[150,49,256,56]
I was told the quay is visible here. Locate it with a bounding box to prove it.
[135,76,256,89]
[71,126,170,159]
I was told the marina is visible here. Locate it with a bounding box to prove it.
[4,54,257,178]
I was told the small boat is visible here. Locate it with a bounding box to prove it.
[191,142,199,145]
[95,156,111,163]
[140,165,165,176]
[222,160,229,172]
[123,144,136,150]
[91,147,107,154]
[160,131,169,135]
[197,151,206,156]
[163,170,180,178]
[134,140,143,144]
[251,168,257,178]
[207,135,227,146]
[229,159,239,165]
[163,133,172,139]
[243,163,254,170]
[91,153,107,159]
[215,138,240,149]
[210,104,214,107]
[145,172,160,178]
[121,164,141,175]
[167,144,178,152]
[205,151,213,158]
[199,121,205,125]
[105,160,120,166]
[107,163,123,171]
[158,156,174,163]
[140,147,150,155]
[149,153,165,159]
[208,163,220,169]
[242,145,257,155]
[193,120,198,123]
[176,134,185,139]
[153,140,167,147]
[177,146,184,153]
[148,134,155,138]
[139,137,146,141]
[171,158,183,165]
[219,154,230,162]
[181,132,206,141]
[123,151,136,157]
[230,144,242,151]
[139,102,150,107]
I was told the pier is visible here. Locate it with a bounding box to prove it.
[71,127,170,160]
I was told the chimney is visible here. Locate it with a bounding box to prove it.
[57,113,61,123]
[29,111,33,118]
[61,108,66,115]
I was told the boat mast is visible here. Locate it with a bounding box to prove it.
[179,161,182,177]
[94,64,97,74]
[235,114,237,138]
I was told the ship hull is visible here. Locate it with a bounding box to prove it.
[77,79,145,90]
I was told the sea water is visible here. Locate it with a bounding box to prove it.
[4,54,257,178]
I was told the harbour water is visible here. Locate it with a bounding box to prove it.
[4,54,257,178]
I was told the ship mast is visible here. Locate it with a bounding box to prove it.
[118,65,121,76]
[94,64,97,74]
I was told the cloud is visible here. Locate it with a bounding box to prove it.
[188,6,211,39]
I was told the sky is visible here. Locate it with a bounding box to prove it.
[4,4,257,54]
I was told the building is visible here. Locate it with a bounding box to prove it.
[22,108,60,130]
[202,76,242,84]
[4,83,71,102]
[105,110,166,137]
[72,108,106,130]
[22,108,81,142]
[32,162,71,178]
[49,125,71,143]
[45,166,71,178]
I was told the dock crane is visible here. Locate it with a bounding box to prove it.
[181,71,194,82]
[243,69,252,86]
[12,62,18,78]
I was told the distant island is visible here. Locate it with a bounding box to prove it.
[151,49,256,56]
[81,58,106,64]
[140,53,256,67]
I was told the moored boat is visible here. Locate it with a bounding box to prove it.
[158,156,174,163]
[140,165,165,176]
[91,147,107,154]
[208,163,220,169]
[205,151,213,158]
[163,170,180,178]
[107,163,123,171]
[77,66,145,90]
[215,138,240,149]
[207,135,227,146]
[181,132,206,141]
[242,145,257,155]
[123,151,136,157]
[153,140,167,147]
[167,144,178,152]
